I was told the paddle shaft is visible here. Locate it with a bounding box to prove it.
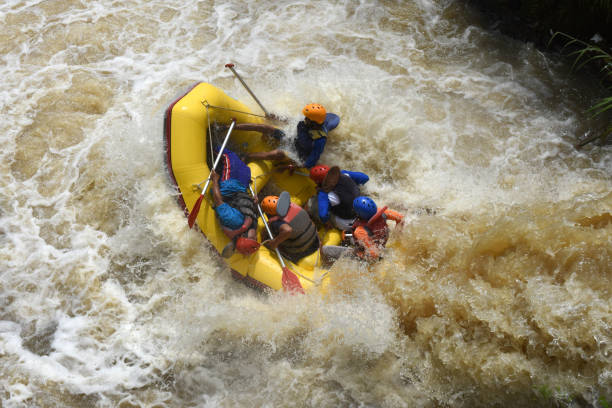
[225,63,270,118]
[248,185,288,269]
[187,119,236,227]
[198,120,235,194]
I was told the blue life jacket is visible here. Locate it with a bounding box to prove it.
[295,121,327,164]
[214,147,251,188]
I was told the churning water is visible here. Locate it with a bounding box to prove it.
[1,0,610,406]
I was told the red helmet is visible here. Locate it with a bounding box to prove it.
[309,165,330,185]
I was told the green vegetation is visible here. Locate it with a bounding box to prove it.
[533,384,575,407]
[550,32,612,147]
[466,0,612,148]
[467,0,612,148]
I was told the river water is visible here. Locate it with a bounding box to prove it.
[1,0,610,406]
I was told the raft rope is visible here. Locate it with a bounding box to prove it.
[201,100,267,119]
[193,100,266,191]
[193,102,240,191]
[190,102,216,193]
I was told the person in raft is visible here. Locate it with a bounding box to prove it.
[307,165,369,231]
[321,196,404,262]
[232,103,339,169]
[294,103,333,169]
[260,192,320,263]
[210,146,286,258]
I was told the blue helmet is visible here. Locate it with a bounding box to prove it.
[353,196,377,220]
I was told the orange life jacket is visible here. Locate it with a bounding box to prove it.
[352,206,389,245]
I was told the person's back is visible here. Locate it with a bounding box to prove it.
[321,166,364,219]
[294,103,329,169]
[214,146,251,191]
[261,194,320,263]
[308,165,369,231]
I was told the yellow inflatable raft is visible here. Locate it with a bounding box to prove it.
[164,82,341,292]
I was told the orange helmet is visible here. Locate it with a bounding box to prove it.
[309,165,330,185]
[302,103,326,124]
[261,196,279,216]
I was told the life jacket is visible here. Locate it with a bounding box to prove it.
[269,203,319,262]
[225,191,258,221]
[220,191,258,241]
[214,147,251,187]
[328,174,359,219]
[351,206,390,249]
[294,121,327,162]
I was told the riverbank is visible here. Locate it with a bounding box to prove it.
[462,0,612,147]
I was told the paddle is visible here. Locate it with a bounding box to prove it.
[188,119,236,229]
[248,185,304,294]
[225,63,271,117]
[225,63,286,122]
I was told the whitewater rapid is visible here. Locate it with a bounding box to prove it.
[1,0,610,406]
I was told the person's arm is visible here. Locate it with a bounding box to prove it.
[317,190,330,222]
[234,123,278,134]
[383,209,404,224]
[264,223,293,250]
[296,121,308,137]
[341,170,369,185]
[304,137,326,169]
[210,171,224,207]
[244,149,287,162]
[353,226,380,258]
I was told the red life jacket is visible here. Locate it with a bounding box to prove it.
[351,206,389,247]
